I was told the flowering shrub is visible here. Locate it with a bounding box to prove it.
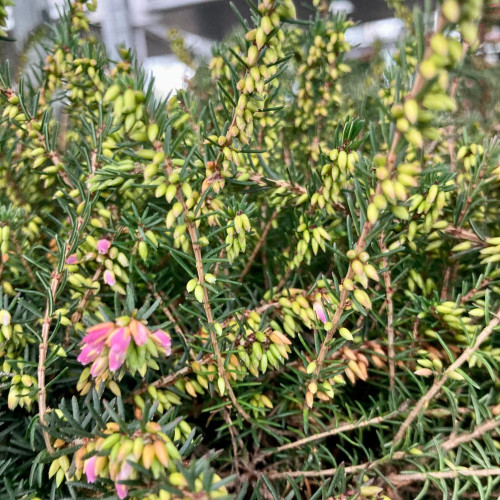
[0,0,499,498]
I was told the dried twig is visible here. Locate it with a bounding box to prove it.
[388,467,500,485]
[38,218,84,453]
[444,226,485,245]
[460,277,492,305]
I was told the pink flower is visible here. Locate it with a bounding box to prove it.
[313,302,327,324]
[97,239,111,255]
[115,461,133,499]
[130,319,149,346]
[77,344,103,365]
[66,254,78,265]
[104,270,116,286]
[108,327,131,372]
[84,455,97,483]
[153,330,171,355]
[82,322,114,347]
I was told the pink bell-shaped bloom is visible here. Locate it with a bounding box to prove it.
[313,301,327,324]
[97,239,111,255]
[115,461,133,499]
[77,344,102,365]
[153,330,171,355]
[84,455,97,483]
[103,270,116,286]
[66,254,78,265]
[108,327,131,372]
[82,322,114,347]
[130,319,149,346]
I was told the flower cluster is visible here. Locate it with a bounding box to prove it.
[77,316,171,384]
[73,422,180,499]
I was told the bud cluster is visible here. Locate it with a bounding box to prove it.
[289,216,332,270]
[431,300,482,342]
[295,19,352,130]
[7,373,38,411]
[49,421,228,500]
[205,0,296,189]
[141,316,293,404]
[225,211,252,263]
[318,147,359,207]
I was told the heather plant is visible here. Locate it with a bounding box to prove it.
[0,0,499,498]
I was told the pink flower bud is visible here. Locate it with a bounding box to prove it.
[104,270,116,286]
[108,327,131,372]
[66,254,78,265]
[97,239,111,255]
[116,461,133,499]
[153,330,172,355]
[130,318,149,346]
[313,301,327,324]
[84,455,97,483]
[77,344,102,365]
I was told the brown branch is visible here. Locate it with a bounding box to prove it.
[264,404,408,456]
[460,277,492,305]
[149,360,205,392]
[388,468,500,485]
[239,210,277,282]
[393,308,500,444]
[247,172,307,195]
[222,407,241,485]
[159,150,251,421]
[185,213,251,421]
[311,227,366,384]
[441,418,500,452]
[213,248,227,278]
[38,218,84,453]
[267,450,408,479]
[444,226,484,245]
[264,412,499,481]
